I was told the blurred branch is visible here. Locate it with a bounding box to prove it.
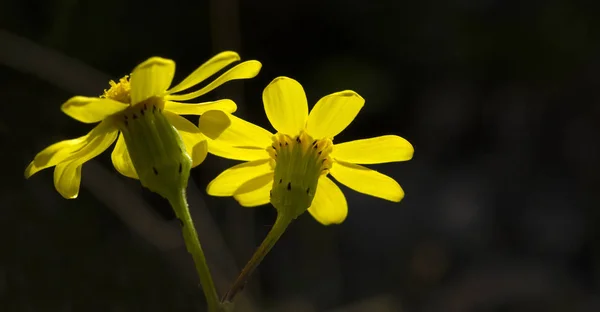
[209,0,262,303]
[0,29,256,309]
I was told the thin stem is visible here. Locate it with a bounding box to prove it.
[222,214,292,303]
[170,190,223,312]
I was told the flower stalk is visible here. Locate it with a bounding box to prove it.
[221,214,293,303]
[169,189,224,312]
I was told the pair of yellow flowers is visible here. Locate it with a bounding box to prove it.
[24,51,414,225]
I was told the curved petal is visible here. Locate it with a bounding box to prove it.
[164,99,237,115]
[130,57,175,104]
[234,174,274,207]
[52,125,120,199]
[166,51,241,94]
[262,77,308,136]
[61,96,129,123]
[110,133,138,179]
[198,110,272,147]
[25,121,116,178]
[307,176,348,225]
[53,162,82,199]
[166,60,262,102]
[306,91,364,139]
[206,139,270,161]
[329,160,404,202]
[207,159,272,196]
[332,135,414,164]
[163,111,207,167]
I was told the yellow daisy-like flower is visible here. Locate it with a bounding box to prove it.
[200,77,414,225]
[25,51,262,199]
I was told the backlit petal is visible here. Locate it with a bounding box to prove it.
[262,77,308,135]
[130,57,175,104]
[52,124,119,199]
[61,96,128,123]
[329,160,404,202]
[306,91,364,139]
[233,174,274,207]
[53,162,82,199]
[206,139,270,161]
[307,176,348,225]
[163,111,207,167]
[110,133,138,179]
[206,159,272,196]
[166,51,241,94]
[25,121,116,178]
[164,99,237,115]
[199,110,272,147]
[166,60,262,102]
[332,135,414,164]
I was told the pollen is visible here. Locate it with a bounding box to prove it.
[267,130,333,218]
[101,75,131,104]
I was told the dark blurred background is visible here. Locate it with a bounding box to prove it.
[2,0,600,311]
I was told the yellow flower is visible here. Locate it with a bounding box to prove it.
[200,77,414,225]
[25,51,262,199]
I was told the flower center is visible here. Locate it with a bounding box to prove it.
[267,130,333,219]
[101,76,131,104]
[116,96,192,200]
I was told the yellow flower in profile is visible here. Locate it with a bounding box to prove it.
[25,52,262,199]
[200,76,414,225]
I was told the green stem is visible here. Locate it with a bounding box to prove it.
[169,190,222,312]
[222,214,292,303]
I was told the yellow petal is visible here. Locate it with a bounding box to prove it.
[163,111,207,167]
[130,57,175,104]
[262,76,308,136]
[52,124,119,199]
[206,139,270,161]
[166,51,241,94]
[198,110,272,147]
[306,91,364,139]
[53,161,82,199]
[25,121,115,178]
[329,160,404,202]
[61,96,129,123]
[164,99,237,115]
[166,60,262,102]
[233,174,274,207]
[110,133,138,179]
[206,159,272,196]
[332,135,414,164]
[307,176,348,225]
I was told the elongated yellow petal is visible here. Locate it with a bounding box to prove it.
[53,125,119,199]
[262,77,308,136]
[164,99,237,116]
[206,139,270,161]
[110,133,138,179]
[306,91,364,139]
[130,57,175,104]
[207,159,272,196]
[53,162,82,199]
[25,121,115,178]
[199,110,272,147]
[307,176,348,225]
[61,96,129,123]
[166,60,262,102]
[233,174,274,207]
[332,135,414,164]
[163,111,207,167]
[329,160,404,202]
[166,51,241,94]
